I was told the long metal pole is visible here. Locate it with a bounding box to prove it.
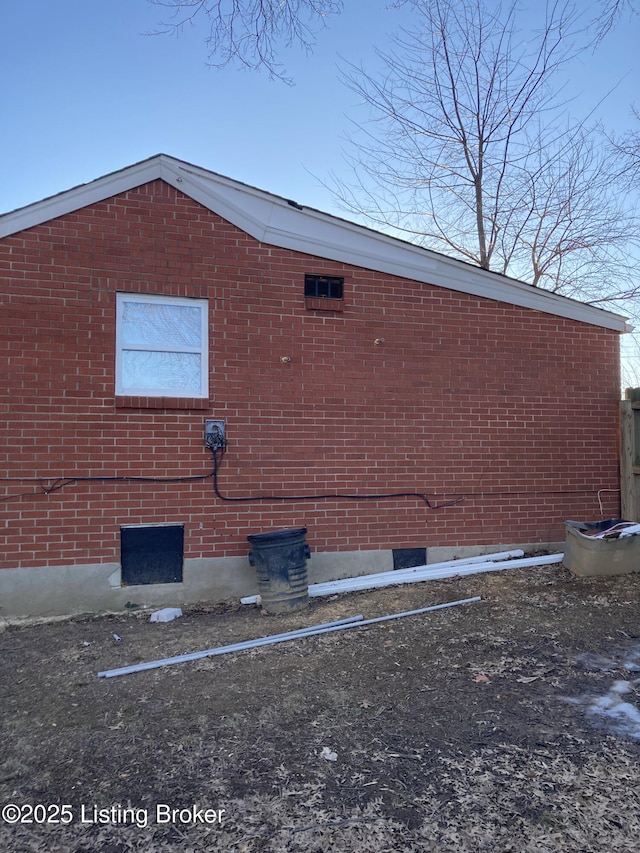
[312,553,563,595]
[98,615,364,679]
[241,553,562,605]
[98,597,480,679]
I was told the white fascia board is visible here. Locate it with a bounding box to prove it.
[0,157,166,238]
[174,162,628,333]
[0,154,629,333]
[430,257,629,332]
[171,163,440,273]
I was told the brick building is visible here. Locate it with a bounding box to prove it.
[0,155,628,617]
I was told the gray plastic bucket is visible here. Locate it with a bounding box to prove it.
[247,527,310,614]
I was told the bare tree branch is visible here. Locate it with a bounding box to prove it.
[326,0,640,304]
[149,0,342,82]
[610,107,640,182]
[592,0,637,43]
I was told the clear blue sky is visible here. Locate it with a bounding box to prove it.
[1,0,638,218]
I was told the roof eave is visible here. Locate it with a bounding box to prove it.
[0,154,629,334]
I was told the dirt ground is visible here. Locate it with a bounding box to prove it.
[2,559,640,852]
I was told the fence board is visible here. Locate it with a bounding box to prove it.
[621,398,639,521]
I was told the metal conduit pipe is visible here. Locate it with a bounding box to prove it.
[240,550,525,606]
[311,553,563,596]
[241,552,561,605]
[98,597,481,679]
[321,549,526,586]
[98,615,364,679]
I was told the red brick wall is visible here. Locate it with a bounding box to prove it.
[0,180,621,569]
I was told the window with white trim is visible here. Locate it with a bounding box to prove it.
[116,294,208,398]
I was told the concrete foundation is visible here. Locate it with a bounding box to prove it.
[0,542,563,620]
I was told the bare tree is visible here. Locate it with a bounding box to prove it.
[329,0,639,302]
[592,0,637,41]
[612,108,640,180]
[149,0,342,81]
[147,0,636,83]
[505,127,639,302]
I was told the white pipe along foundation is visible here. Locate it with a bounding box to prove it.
[98,596,481,679]
[240,551,563,605]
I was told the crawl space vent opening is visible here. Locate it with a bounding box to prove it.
[120,524,184,585]
[393,547,427,570]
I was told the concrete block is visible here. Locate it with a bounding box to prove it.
[149,607,183,623]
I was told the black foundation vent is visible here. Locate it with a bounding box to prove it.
[120,524,184,585]
[392,547,427,571]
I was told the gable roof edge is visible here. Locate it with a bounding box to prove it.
[0,154,629,333]
[0,157,171,238]
[168,161,628,333]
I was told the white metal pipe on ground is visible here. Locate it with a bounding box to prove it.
[387,549,525,573]
[418,553,564,578]
[240,549,526,606]
[98,614,364,679]
[312,553,564,596]
[312,560,504,594]
[98,596,480,679]
[326,549,525,585]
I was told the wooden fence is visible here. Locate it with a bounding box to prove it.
[621,388,640,522]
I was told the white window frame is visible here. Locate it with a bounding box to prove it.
[115,293,209,398]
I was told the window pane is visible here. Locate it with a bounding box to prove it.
[121,301,202,347]
[121,351,202,393]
